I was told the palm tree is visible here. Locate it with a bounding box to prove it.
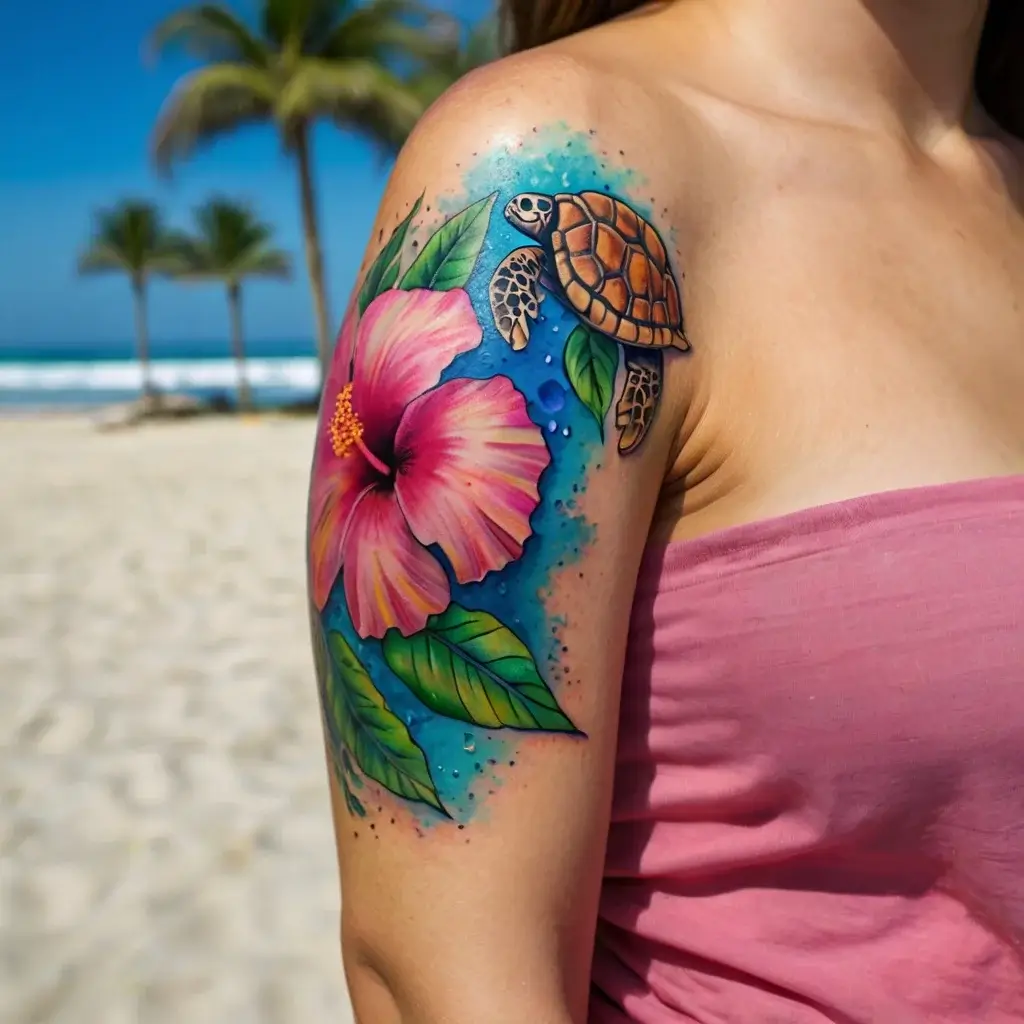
[407,16,501,115]
[77,201,186,397]
[174,199,291,410]
[150,0,454,382]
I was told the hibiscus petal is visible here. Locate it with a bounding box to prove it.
[352,289,482,451]
[394,376,551,584]
[313,305,359,471]
[330,296,359,390]
[342,489,451,639]
[308,453,377,610]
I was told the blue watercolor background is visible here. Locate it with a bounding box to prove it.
[321,127,642,824]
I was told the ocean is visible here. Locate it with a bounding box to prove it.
[0,338,321,410]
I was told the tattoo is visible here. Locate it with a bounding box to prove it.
[308,130,689,825]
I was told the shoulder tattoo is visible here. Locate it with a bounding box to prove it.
[308,128,689,829]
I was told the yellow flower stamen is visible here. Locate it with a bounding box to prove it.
[326,383,392,477]
[329,383,364,458]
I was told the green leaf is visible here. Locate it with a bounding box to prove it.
[324,630,447,815]
[358,193,422,313]
[382,605,580,733]
[399,193,497,291]
[376,258,401,294]
[341,750,364,788]
[563,325,619,440]
[339,773,368,818]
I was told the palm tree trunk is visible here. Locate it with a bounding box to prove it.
[227,281,252,412]
[293,123,332,384]
[131,277,154,398]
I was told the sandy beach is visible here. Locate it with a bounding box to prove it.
[1,415,354,1024]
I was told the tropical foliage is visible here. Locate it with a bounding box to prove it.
[405,15,501,115]
[149,0,463,381]
[77,4,502,414]
[174,199,291,409]
[77,202,188,396]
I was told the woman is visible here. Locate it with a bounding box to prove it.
[307,1,1024,1020]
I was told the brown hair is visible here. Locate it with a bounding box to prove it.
[500,0,1024,139]
[500,0,648,52]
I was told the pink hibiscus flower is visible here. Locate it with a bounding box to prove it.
[309,288,551,639]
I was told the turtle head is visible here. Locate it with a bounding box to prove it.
[505,193,555,240]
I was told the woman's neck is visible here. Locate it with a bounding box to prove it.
[666,0,990,143]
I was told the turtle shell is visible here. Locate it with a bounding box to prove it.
[548,191,685,348]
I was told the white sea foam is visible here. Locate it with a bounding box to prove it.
[0,358,320,393]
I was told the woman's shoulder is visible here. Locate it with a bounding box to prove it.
[384,46,716,239]
[403,50,625,163]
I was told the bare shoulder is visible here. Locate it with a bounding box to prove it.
[384,45,712,202]
[388,52,612,193]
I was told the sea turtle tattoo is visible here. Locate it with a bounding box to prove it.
[489,190,690,453]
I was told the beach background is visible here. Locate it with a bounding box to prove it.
[1,1,494,1020]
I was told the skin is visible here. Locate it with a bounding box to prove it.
[312,1,1024,1021]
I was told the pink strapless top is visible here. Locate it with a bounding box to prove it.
[592,476,1024,1023]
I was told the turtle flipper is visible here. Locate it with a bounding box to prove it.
[616,349,663,454]
[489,246,547,350]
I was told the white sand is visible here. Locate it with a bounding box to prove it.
[0,416,354,1024]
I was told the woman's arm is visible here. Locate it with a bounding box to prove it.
[307,63,690,1024]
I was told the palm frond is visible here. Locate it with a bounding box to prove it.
[175,198,292,282]
[234,246,292,278]
[276,57,422,134]
[403,16,501,113]
[152,64,276,170]
[318,0,457,62]
[77,242,130,276]
[463,16,502,69]
[149,4,270,65]
[262,0,340,52]
[154,230,207,277]
[78,201,183,278]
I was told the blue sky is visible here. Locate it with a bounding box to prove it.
[0,0,491,354]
